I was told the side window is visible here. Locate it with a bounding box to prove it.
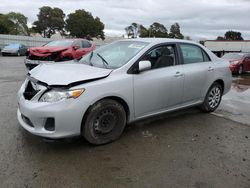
[202,50,211,62]
[82,40,91,48]
[180,44,209,64]
[141,45,176,69]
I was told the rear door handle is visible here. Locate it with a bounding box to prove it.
[208,67,214,71]
[174,72,183,77]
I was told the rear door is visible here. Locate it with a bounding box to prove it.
[133,44,184,118]
[179,43,214,103]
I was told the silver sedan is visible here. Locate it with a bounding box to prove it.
[17,38,232,145]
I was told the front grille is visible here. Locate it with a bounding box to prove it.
[23,81,40,100]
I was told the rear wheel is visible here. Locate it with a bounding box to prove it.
[200,83,223,112]
[82,99,126,145]
[17,51,20,56]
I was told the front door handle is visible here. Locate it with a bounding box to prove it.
[174,72,183,77]
[208,67,214,71]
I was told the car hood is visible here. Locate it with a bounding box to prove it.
[29,63,112,86]
[29,46,70,57]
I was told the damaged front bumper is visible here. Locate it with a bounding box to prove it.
[17,78,89,139]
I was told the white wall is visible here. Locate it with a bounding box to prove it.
[205,41,250,52]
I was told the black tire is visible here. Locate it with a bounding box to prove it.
[238,65,243,75]
[82,99,126,145]
[17,51,20,56]
[200,83,223,112]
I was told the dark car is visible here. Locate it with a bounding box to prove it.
[222,53,250,74]
[1,43,27,56]
[24,39,95,70]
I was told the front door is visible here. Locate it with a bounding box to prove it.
[133,44,184,118]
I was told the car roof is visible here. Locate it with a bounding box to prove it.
[119,38,198,45]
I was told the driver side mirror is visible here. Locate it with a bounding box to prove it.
[73,45,80,50]
[139,60,151,72]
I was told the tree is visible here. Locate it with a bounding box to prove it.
[216,31,244,41]
[199,40,205,46]
[184,36,192,40]
[216,36,225,41]
[149,22,168,38]
[125,23,142,38]
[224,31,243,40]
[169,23,184,39]
[0,14,14,34]
[6,12,29,35]
[32,6,65,38]
[139,25,149,38]
[65,9,105,40]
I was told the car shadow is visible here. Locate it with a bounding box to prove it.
[20,106,204,150]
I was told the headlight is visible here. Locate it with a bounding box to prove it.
[39,89,85,102]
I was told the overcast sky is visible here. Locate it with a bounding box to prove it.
[0,0,249,40]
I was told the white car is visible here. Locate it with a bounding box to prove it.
[17,38,232,145]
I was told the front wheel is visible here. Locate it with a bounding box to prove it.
[82,99,126,145]
[200,83,223,112]
[238,65,243,75]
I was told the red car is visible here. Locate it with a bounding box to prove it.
[25,39,95,70]
[222,53,250,74]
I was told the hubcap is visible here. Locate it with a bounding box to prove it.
[208,87,221,108]
[94,109,117,134]
[239,66,243,74]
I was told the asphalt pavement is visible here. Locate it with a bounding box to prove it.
[0,56,249,188]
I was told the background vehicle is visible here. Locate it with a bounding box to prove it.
[1,43,27,56]
[25,39,95,70]
[222,52,250,74]
[17,39,232,145]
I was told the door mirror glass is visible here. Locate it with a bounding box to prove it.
[139,60,151,72]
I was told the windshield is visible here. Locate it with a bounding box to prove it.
[45,40,74,47]
[5,44,20,49]
[79,41,149,69]
[222,53,244,59]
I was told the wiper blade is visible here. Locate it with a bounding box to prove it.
[97,53,109,68]
[88,51,94,66]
